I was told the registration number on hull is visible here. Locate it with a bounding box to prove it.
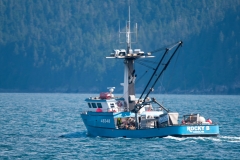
[101,119,110,123]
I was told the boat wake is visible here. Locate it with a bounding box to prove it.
[164,135,240,143]
[163,136,188,141]
[219,136,240,143]
[59,131,87,138]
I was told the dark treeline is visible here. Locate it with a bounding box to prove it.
[0,0,240,94]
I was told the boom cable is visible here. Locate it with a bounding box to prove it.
[137,48,170,103]
[135,70,148,84]
[142,41,183,102]
[148,41,182,54]
[136,59,158,64]
[135,61,155,70]
[133,41,183,112]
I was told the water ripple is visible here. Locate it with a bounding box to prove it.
[0,93,240,159]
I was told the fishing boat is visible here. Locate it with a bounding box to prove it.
[80,7,219,138]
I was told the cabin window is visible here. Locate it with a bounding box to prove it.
[97,103,102,108]
[88,103,92,108]
[92,103,97,108]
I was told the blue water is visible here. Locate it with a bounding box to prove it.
[0,93,240,159]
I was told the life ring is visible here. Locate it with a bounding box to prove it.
[116,101,122,107]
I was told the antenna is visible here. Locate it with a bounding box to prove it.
[118,6,138,49]
[126,6,131,52]
[135,23,138,43]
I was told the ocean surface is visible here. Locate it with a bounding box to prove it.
[0,93,240,159]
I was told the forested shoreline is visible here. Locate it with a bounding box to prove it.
[0,0,240,94]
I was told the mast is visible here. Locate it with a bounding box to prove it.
[125,6,135,111]
[106,6,154,111]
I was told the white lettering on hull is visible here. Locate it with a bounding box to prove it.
[101,119,110,123]
[187,126,207,133]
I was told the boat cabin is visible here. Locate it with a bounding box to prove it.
[85,96,126,112]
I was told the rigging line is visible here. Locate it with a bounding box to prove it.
[159,45,181,95]
[135,70,148,84]
[165,47,181,93]
[160,71,165,93]
[158,71,169,96]
[136,59,159,64]
[149,47,166,54]
[143,41,182,102]
[168,42,181,51]
[138,48,170,103]
[135,61,155,70]
[148,41,181,54]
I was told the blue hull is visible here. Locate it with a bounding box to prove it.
[85,125,219,138]
[81,112,219,138]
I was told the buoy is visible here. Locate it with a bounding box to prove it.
[206,119,212,124]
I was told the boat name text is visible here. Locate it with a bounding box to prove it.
[187,126,210,133]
